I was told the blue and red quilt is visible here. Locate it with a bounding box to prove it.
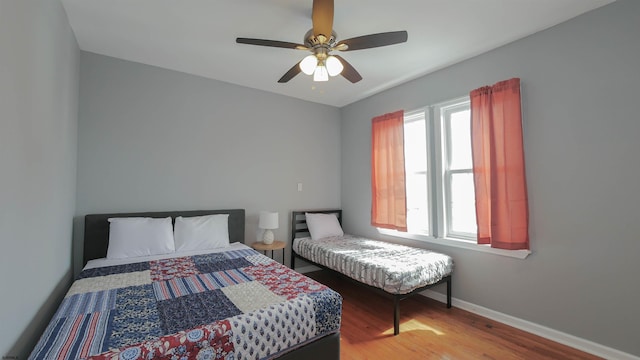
[30,247,342,360]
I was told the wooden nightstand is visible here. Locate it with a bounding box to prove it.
[251,240,286,264]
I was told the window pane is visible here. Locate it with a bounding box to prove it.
[406,173,429,233]
[450,172,477,234]
[449,109,472,170]
[404,120,427,172]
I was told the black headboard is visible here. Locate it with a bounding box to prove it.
[291,209,342,242]
[83,209,245,265]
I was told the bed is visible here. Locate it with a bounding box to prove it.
[30,209,341,360]
[290,209,453,335]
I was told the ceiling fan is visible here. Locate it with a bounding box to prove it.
[236,0,408,84]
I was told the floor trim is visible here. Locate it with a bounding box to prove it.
[420,289,639,360]
[296,265,321,274]
[297,266,638,358]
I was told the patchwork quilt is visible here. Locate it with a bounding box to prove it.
[293,235,454,294]
[30,248,342,360]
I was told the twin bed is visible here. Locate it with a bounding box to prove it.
[30,208,454,359]
[291,210,453,335]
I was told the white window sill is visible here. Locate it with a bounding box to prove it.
[377,229,531,259]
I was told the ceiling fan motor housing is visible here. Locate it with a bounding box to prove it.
[304,29,336,48]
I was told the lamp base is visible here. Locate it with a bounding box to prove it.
[262,229,275,245]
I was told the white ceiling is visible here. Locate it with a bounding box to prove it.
[61,0,614,107]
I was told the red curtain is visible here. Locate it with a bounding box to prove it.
[470,78,529,250]
[371,110,407,232]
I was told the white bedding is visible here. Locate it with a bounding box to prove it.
[293,235,454,294]
[84,242,249,270]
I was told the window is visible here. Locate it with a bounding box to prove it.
[403,111,430,234]
[402,97,476,241]
[440,100,476,239]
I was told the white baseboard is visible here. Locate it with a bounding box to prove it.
[295,265,321,274]
[420,289,639,360]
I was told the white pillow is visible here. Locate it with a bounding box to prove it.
[107,217,175,259]
[305,212,344,240]
[174,214,230,252]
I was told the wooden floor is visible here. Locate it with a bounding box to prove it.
[305,271,600,360]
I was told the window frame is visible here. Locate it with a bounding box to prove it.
[381,96,530,259]
[403,109,432,235]
[401,97,476,242]
[437,98,476,241]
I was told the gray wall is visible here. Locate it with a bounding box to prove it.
[340,0,640,356]
[0,0,79,358]
[75,52,341,274]
[5,0,637,357]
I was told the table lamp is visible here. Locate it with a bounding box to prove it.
[259,211,278,245]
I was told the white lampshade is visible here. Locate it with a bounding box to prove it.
[325,55,344,76]
[313,64,329,82]
[259,211,279,230]
[300,55,318,75]
[259,211,278,245]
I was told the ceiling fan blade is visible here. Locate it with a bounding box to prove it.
[236,38,307,50]
[278,62,303,83]
[336,31,408,51]
[312,0,334,38]
[334,55,362,83]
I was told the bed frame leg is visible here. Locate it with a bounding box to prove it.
[291,251,296,270]
[394,296,400,336]
[446,276,452,309]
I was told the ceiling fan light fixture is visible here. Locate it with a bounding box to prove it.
[313,64,329,82]
[300,54,318,75]
[236,0,406,84]
[325,55,343,76]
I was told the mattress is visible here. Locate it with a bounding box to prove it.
[30,244,342,360]
[293,235,454,294]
